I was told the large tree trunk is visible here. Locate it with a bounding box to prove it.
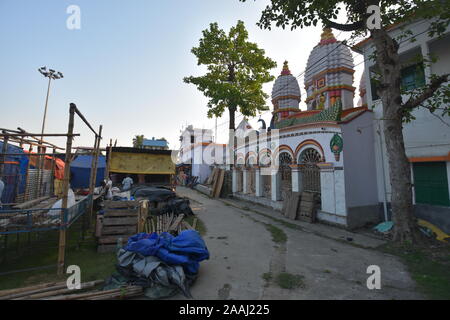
[229,106,236,130]
[371,28,423,243]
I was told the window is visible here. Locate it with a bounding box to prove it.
[413,162,450,206]
[369,68,380,101]
[401,63,425,91]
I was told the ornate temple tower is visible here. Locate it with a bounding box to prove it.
[271,61,301,123]
[357,70,368,108]
[304,28,355,111]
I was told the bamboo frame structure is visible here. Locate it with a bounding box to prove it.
[0,103,103,276]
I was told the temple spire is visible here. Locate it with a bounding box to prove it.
[281,60,291,75]
[319,28,337,45]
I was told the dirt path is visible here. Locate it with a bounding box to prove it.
[175,187,423,300]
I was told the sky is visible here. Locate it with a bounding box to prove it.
[0,0,364,151]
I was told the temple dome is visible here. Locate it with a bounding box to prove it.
[357,70,368,107]
[304,28,355,110]
[271,61,301,121]
[272,61,301,105]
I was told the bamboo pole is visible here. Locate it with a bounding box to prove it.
[57,103,76,275]
[15,280,104,300]
[88,125,102,224]
[0,132,9,179]
[0,281,66,298]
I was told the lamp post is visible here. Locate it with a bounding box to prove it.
[38,66,64,142]
[37,67,63,196]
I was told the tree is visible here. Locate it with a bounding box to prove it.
[132,135,144,148]
[241,0,450,243]
[184,20,277,130]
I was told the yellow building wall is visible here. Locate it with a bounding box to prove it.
[109,152,175,175]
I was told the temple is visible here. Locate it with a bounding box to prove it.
[232,28,378,229]
[231,22,450,233]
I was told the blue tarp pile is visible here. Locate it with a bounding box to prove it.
[0,141,28,205]
[105,230,209,299]
[70,154,106,189]
[125,230,209,275]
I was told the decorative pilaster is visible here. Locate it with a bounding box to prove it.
[232,168,238,193]
[271,169,281,201]
[242,168,249,194]
[290,164,303,193]
[255,166,263,197]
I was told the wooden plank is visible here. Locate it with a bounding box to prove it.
[182,221,194,230]
[103,201,139,209]
[169,214,185,232]
[286,192,301,220]
[12,196,51,209]
[103,210,138,217]
[101,226,137,235]
[98,234,134,244]
[213,169,225,198]
[102,217,137,226]
[301,192,314,202]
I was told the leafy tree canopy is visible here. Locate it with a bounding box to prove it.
[184,20,277,128]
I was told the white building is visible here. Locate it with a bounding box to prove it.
[355,19,450,233]
[178,125,226,183]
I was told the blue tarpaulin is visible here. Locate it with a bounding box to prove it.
[0,141,28,204]
[70,154,106,189]
[124,230,209,275]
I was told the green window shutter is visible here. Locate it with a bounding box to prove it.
[401,63,426,91]
[413,162,450,206]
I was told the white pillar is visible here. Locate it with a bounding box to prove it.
[232,169,238,193]
[255,167,263,197]
[271,169,281,201]
[291,165,303,193]
[242,168,249,194]
[318,164,336,214]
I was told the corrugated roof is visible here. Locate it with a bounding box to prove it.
[142,138,168,148]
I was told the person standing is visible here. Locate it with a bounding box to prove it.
[122,175,133,191]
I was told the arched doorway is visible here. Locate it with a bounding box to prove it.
[299,148,322,194]
[279,152,293,201]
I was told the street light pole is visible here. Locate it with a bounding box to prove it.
[38,66,64,143]
[41,76,52,140]
[37,67,63,196]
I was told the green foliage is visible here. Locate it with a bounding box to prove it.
[184,20,276,128]
[132,134,144,148]
[275,272,305,289]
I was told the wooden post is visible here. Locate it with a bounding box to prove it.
[104,139,113,181]
[88,125,102,223]
[0,132,9,179]
[57,104,76,275]
[50,148,56,196]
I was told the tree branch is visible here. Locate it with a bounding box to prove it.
[323,19,365,32]
[402,74,449,111]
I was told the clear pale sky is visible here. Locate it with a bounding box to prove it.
[0,0,363,150]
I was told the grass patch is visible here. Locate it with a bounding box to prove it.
[275,272,305,289]
[264,224,287,244]
[381,242,450,300]
[262,272,273,282]
[185,216,207,236]
[0,220,116,291]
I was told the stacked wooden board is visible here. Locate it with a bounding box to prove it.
[97,200,139,253]
[297,192,317,223]
[281,191,317,223]
[205,167,225,198]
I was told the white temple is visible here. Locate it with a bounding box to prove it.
[232,28,382,229]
